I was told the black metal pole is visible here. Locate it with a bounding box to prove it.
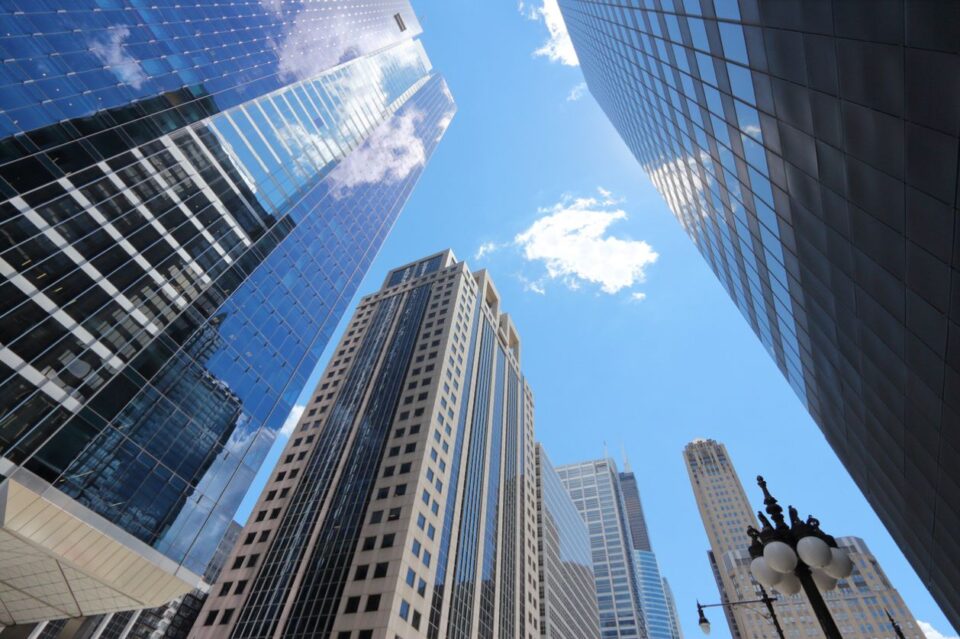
[794,562,843,639]
[886,608,906,639]
[758,586,786,639]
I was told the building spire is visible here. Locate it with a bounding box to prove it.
[622,444,631,472]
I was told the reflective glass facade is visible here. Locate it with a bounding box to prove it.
[558,0,960,628]
[0,0,453,582]
[536,444,602,639]
[194,252,541,639]
[557,459,645,639]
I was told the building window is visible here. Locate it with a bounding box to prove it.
[365,594,381,612]
[374,562,389,578]
[345,596,361,614]
[219,609,234,625]
[204,611,217,626]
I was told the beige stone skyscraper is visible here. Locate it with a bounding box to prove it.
[684,439,924,639]
[191,251,540,639]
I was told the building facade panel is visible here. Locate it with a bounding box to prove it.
[557,0,960,628]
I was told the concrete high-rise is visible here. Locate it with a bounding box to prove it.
[620,465,682,639]
[556,1,960,627]
[684,439,924,639]
[556,459,646,639]
[536,444,602,639]
[0,0,453,626]
[192,251,540,639]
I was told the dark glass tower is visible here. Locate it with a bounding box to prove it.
[0,0,453,625]
[558,0,960,627]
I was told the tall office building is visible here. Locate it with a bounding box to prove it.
[619,465,682,639]
[192,251,540,639]
[0,0,454,626]
[556,459,645,639]
[661,579,683,639]
[557,0,960,628]
[536,444,602,639]
[684,439,924,639]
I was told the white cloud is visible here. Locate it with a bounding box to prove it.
[475,242,502,260]
[630,292,647,302]
[328,109,426,193]
[89,26,147,89]
[518,274,547,295]
[514,188,658,295]
[919,621,959,639]
[567,82,588,101]
[523,0,579,66]
[279,404,306,438]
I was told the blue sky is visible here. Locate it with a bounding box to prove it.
[237,2,957,638]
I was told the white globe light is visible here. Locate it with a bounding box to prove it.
[823,548,854,579]
[796,536,832,568]
[750,557,783,588]
[763,541,798,574]
[699,620,711,635]
[812,569,838,591]
[774,572,801,595]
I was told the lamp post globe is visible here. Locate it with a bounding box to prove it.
[750,556,782,588]
[823,547,854,579]
[797,535,832,569]
[763,540,798,573]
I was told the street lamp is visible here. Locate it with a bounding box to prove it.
[696,586,785,639]
[745,476,854,639]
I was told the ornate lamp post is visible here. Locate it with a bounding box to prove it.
[696,585,785,639]
[745,476,854,639]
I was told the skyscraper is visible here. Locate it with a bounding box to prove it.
[556,0,960,627]
[684,439,924,639]
[536,444,602,639]
[192,251,541,639]
[620,465,682,639]
[556,459,645,639]
[0,0,453,626]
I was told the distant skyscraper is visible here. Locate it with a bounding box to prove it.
[192,251,540,639]
[536,444,602,639]
[556,459,645,639]
[619,466,682,639]
[661,579,684,639]
[557,1,960,628]
[0,0,453,625]
[684,439,924,639]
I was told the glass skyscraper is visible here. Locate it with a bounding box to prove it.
[536,444,602,639]
[620,466,682,639]
[557,0,960,629]
[0,0,453,626]
[556,459,646,639]
[193,251,542,639]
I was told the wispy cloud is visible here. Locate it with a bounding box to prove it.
[630,292,647,302]
[919,621,959,639]
[329,109,426,193]
[514,188,658,296]
[89,26,147,89]
[567,82,588,101]
[521,0,579,66]
[475,242,502,260]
